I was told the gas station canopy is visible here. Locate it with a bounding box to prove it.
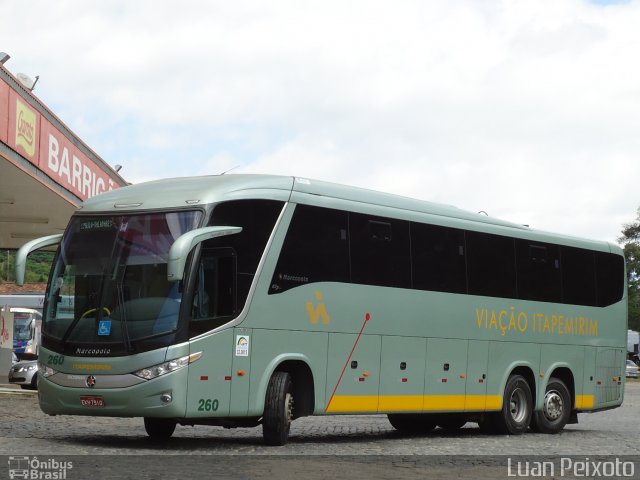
[0,64,127,249]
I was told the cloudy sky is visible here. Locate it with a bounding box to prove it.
[2,0,639,243]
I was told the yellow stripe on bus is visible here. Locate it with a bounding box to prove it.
[575,395,595,409]
[465,395,503,411]
[326,395,379,412]
[377,395,424,411]
[326,395,503,413]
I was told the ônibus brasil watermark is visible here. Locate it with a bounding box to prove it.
[508,457,635,478]
[8,456,73,479]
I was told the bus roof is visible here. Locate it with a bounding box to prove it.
[77,174,619,254]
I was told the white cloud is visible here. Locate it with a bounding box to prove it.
[3,0,640,242]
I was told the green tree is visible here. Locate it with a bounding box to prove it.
[0,249,54,284]
[619,208,640,331]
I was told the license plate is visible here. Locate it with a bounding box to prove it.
[80,396,105,407]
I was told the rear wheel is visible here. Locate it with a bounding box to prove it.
[144,418,176,439]
[530,378,571,434]
[493,374,532,435]
[387,414,436,433]
[263,371,294,446]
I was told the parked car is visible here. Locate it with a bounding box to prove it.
[626,360,640,379]
[8,359,38,390]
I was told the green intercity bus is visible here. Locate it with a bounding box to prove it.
[16,174,627,445]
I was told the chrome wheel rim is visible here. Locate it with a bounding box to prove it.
[509,387,528,423]
[284,392,294,427]
[543,389,564,421]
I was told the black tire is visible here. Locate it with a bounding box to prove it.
[263,371,294,446]
[493,374,532,435]
[530,378,571,434]
[387,414,436,433]
[436,414,467,432]
[144,417,176,439]
[30,373,38,390]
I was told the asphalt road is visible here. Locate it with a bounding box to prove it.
[1,381,639,479]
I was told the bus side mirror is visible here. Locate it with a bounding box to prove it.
[167,226,242,282]
[15,234,63,286]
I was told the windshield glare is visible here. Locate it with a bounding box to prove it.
[44,211,201,354]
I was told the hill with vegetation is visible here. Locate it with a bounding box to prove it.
[0,249,55,284]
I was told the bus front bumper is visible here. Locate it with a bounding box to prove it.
[38,368,188,418]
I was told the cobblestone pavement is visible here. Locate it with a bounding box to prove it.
[1,382,639,479]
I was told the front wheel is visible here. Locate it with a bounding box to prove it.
[262,371,294,446]
[494,374,532,435]
[144,418,176,439]
[530,378,571,434]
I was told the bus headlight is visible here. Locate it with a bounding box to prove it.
[38,362,57,378]
[133,352,202,380]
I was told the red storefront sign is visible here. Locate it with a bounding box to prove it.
[39,118,118,201]
[0,74,120,201]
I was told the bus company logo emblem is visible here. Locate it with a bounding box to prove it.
[306,291,331,325]
[15,99,37,158]
[86,375,96,388]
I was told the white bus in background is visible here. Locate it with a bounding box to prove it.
[9,308,42,360]
[0,295,44,360]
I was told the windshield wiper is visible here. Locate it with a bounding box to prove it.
[60,273,107,344]
[116,282,134,353]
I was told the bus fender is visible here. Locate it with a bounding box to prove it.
[249,352,315,417]
[494,360,538,409]
[535,362,574,411]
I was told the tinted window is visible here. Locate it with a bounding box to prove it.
[270,205,349,294]
[411,223,466,294]
[189,247,237,337]
[207,200,284,307]
[350,213,411,289]
[561,247,596,306]
[595,252,625,307]
[466,231,516,298]
[516,240,562,302]
[268,203,624,308]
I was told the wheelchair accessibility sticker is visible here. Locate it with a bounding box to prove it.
[98,320,112,336]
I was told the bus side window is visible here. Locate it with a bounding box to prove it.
[270,205,349,294]
[190,247,237,335]
[561,246,597,307]
[516,240,562,303]
[595,252,624,307]
[350,213,411,289]
[411,223,466,294]
[466,231,517,299]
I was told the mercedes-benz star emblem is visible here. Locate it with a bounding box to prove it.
[86,375,97,388]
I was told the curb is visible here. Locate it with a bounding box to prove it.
[0,386,37,396]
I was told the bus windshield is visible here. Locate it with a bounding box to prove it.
[44,211,202,356]
[13,313,34,342]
